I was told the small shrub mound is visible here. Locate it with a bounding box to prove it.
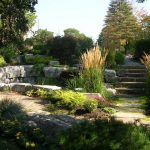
[0,99,24,120]
[54,118,150,150]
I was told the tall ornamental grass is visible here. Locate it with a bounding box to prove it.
[141,53,150,96]
[67,45,109,97]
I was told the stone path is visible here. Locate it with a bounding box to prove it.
[0,91,45,113]
[113,55,150,124]
[113,96,150,124]
[0,91,80,134]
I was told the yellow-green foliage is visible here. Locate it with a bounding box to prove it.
[53,90,85,109]
[27,89,98,112]
[25,55,52,64]
[83,99,98,112]
[0,55,6,67]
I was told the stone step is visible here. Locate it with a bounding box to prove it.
[116,82,145,88]
[118,77,146,82]
[119,65,145,69]
[119,73,146,78]
[116,94,142,98]
[115,87,145,95]
[117,69,146,74]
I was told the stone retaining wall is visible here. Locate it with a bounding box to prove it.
[0,83,62,93]
[0,65,67,84]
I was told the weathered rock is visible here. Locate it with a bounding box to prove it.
[20,65,37,77]
[9,83,32,93]
[29,113,80,137]
[24,54,33,60]
[0,68,6,82]
[107,88,117,95]
[33,85,62,90]
[44,67,67,77]
[0,83,9,91]
[4,66,21,78]
[49,60,60,66]
[105,69,117,83]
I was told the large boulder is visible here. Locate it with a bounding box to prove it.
[20,65,37,77]
[32,85,62,91]
[44,67,67,77]
[49,60,60,66]
[29,113,80,138]
[9,83,32,93]
[4,66,21,78]
[0,68,6,82]
[104,69,117,83]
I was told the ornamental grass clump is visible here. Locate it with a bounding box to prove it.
[80,44,108,95]
[67,45,109,97]
[141,53,150,96]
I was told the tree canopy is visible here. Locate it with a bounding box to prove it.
[99,0,140,51]
[0,0,38,46]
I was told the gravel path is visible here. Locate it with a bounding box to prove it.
[0,91,46,113]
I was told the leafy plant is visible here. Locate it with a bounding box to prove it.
[25,55,52,64]
[83,99,98,112]
[0,44,17,63]
[106,49,116,68]
[0,55,6,67]
[115,51,125,65]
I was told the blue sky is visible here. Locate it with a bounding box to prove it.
[34,0,150,41]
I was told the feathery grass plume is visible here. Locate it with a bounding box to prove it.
[141,53,150,72]
[81,44,108,70]
[141,53,150,96]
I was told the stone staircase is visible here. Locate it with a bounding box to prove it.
[115,65,146,95]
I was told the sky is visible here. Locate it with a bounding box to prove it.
[34,0,150,41]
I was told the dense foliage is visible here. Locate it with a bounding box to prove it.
[0,0,37,46]
[134,39,150,60]
[47,28,93,65]
[27,89,98,113]
[54,119,150,150]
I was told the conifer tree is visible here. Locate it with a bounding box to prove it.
[100,0,140,52]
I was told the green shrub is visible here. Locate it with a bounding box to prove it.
[83,99,98,112]
[28,89,98,112]
[51,90,87,110]
[25,55,52,64]
[54,118,150,150]
[115,51,125,65]
[0,119,50,149]
[134,39,150,60]
[0,44,17,63]
[106,49,116,68]
[0,55,6,67]
[35,76,59,85]
[0,99,24,120]
[33,63,45,76]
